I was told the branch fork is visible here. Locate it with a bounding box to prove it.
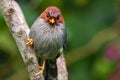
[0,0,68,80]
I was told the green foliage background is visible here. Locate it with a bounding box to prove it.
[0,0,120,80]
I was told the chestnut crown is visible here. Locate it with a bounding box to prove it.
[40,6,64,24]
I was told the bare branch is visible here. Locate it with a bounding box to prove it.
[0,0,44,80]
[0,0,68,80]
[57,54,68,80]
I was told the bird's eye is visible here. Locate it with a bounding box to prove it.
[56,16,60,20]
[46,14,49,18]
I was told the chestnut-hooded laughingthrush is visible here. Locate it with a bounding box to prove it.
[26,6,67,80]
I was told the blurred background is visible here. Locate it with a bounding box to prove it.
[0,0,120,80]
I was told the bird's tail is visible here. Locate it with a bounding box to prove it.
[45,59,57,80]
[38,57,58,80]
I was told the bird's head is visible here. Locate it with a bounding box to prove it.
[40,6,64,25]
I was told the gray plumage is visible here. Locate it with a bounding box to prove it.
[29,18,66,59]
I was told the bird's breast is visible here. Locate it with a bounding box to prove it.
[30,19,65,59]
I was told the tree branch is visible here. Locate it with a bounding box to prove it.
[0,0,68,80]
[0,0,43,80]
[57,54,68,80]
[0,0,44,80]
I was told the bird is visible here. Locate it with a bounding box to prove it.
[26,6,67,80]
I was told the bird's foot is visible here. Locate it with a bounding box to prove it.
[36,66,44,75]
[36,60,46,76]
[25,39,33,46]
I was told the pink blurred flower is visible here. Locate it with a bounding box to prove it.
[104,44,119,61]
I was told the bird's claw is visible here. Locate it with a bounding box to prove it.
[25,39,33,46]
[36,66,44,76]
[36,60,46,76]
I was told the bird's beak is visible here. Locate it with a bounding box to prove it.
[49,18,55,24]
